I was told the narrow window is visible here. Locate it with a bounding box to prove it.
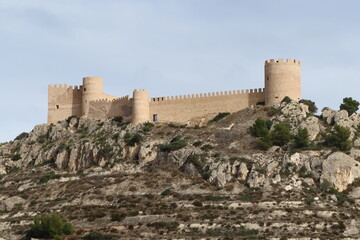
[84,88,87,92]
[56,105,59,109]
[267,77,269,81]
[275,97,279,99]
[153,114,158,122]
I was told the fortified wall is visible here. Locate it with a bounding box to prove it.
[48,58,301,124]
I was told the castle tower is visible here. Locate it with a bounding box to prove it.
[264,58,301,106]
[82,77,104,116]
[132,89,150,124]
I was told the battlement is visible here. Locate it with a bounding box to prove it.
[91,95,130,103]
[265,58,301,65]
[48,84,83,91]
[151,88,264,102]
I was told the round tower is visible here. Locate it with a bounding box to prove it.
[264,58,301,106]
[132,89,150,124]
[82,77,104,116]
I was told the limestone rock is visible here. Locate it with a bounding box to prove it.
[246,168,265,188]
[298,116,320,141]
[321,152,360,191]
[334,110,349,123]
[237,162,249,181]
[208,162,232,187]
[0,196,25,211]
[322,108,336,125]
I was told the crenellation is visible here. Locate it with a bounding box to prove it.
[48,58,301,124]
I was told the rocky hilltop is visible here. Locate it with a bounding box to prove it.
[1,101,360,239]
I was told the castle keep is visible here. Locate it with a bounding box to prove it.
[48,58,301,124]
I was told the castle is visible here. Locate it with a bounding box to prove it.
[48,58,301,124]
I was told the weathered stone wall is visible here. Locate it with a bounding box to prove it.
[48,85,83,123]
[265,58,301,106]
[149,89,265,123]
[88,96,132,122]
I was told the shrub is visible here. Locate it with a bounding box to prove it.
[340,97,359,115]
[142,122,155,132]
[200,144,214,151]
[250,118,272,137]
[325,125,352,151]
[193,141,202,147]
[37,135,47,144]
[281,96,292,104]
[98,144,113,159]
[39,171,56,184]
[112,116,123,123]
[110,212,127,222]
[11,154,21,161]
[83,231,117,240]
[271,123,292,146]
[65,115,76,124]
[209,112,230,123]
[293,128,310,148]
[28,214,74,238]
[159,137,187,152]
[256,135,273,150]
[299,99,318,114]
[146,222,180,231]
[192,200,203,207]
[15,132,28,141]
[124,133,143,146]
[161,189,171,196]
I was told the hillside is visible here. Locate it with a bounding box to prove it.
[1,101,360,239]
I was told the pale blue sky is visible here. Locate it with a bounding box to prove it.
[1,0,360,142]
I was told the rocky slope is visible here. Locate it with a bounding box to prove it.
[1,101,360,239]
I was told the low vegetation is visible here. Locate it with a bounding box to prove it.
[28,214,74,239]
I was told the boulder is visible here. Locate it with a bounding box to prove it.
[322,108,336,125]
[208,162,232,187]
[321,152,360,191]
[0,196,25,211]
[298,116,320,141]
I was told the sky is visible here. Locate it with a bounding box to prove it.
[1,0,360,142]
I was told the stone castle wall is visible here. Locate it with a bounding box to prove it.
[88,96,132,122]
[48,58,301,124]
[149,88,265,123]
[48,84,83,123]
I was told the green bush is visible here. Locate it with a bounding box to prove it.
[142,122,155,132]
[281,96,292,104]
[192,141,202,147]
[340,97,359,115]
[98,144,113,159]
[83,231,117,240]
[124,133,143,146]
[15,132,29,141]
[159,137,187,152]
[11,154,21,161]
[299,99,318,114]
[250,118,272,137]
[256,135,273,150]
[161,188,172,196]
[39,171,56,184]
[110,212,127,222]
[28,214,74,239]
[325,125,352,151]
[146,222,179,231]
[37,135,47,144]
[209,112,230,123]
[112,116,123,123]
[200,144,214,151]
[293,128,310,148]
[271,123,292,146]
